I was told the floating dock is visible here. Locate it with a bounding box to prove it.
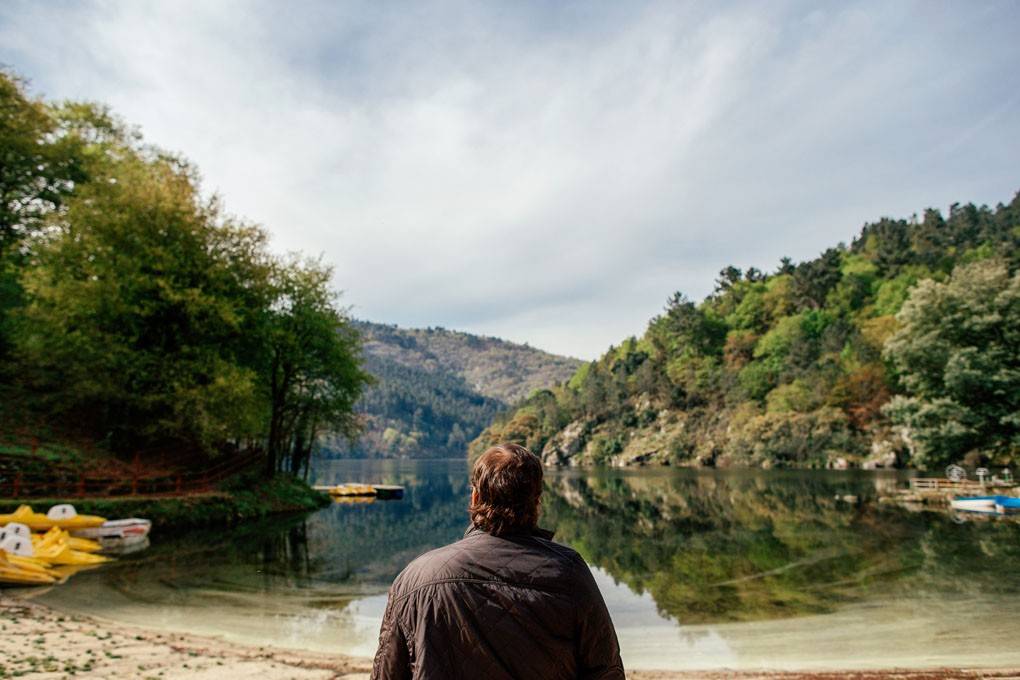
[313,483,405,500]
[883,478,1017,507]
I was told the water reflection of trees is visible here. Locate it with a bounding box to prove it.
[541,471,1020,624]
[108,465,1020,626]
[89,483,465,619]
[261,521,312,578]
[113,465,471,597]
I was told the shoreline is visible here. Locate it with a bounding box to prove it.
[0,474,331,532]
[4,595,1020,679]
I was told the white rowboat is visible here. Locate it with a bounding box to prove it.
[949,497,998,514]
[71,518,151,547]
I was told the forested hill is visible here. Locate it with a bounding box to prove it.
[324,322,582,458]
[471,192,1020,471]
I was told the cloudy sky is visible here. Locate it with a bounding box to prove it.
[1,1,1018,358]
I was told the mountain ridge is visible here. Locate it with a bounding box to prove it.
[324,321,582,458]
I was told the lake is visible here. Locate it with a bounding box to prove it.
[32,460,1020,671]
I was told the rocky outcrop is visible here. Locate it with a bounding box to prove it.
[862,431,908,469]
[540,419,591,466]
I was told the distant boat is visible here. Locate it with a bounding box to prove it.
[313,483,405,500]
[315,483,377,497]
[950,496,998,513]
[950,495,1020,515]
[372,485,405,500]
[996,497,1020,515]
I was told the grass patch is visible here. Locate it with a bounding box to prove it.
[0,474,330,531]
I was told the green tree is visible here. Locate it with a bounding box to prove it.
[12,153,271,453]
[0,71,89,254]
[649,292,726,359]
[263,258,369,476]
[883,259,1020,468]
[0,71,90,361]
[791,247,843,310]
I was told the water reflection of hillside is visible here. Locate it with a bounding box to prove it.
[88,463,1020,632]
[541,470,1020,624]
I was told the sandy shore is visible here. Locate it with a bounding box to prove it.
[1,594,371,679]
[3,594,1019,680]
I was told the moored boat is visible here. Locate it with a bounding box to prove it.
[951,495,1020,515]
[0,504,106,531]
[313,483,405,499]
[0,508,145,587]
[995,497,1020,515]
[372,485,405,500]
[950,496,998,513]
[71,518,151,547]
[317,483,377,496]
[31,527,102,553]
[0,551,56,585]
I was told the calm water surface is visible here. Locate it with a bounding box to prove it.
[32,460,1020,670]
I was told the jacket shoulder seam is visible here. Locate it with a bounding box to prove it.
[391,576,571,604]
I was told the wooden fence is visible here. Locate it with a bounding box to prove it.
[0,449,263,499]
[908,478,1014,494]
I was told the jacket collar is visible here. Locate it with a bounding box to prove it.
[464,524,555,540]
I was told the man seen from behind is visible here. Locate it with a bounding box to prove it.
[371,443,625,679]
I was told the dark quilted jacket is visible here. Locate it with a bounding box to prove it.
[371,525,625,680]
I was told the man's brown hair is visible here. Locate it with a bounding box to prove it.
[470,443,543,536]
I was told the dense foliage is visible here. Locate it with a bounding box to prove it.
[325,321,580,458]
[0,69,368,475]
[883,260,1019,468]
[473,194,1020,470]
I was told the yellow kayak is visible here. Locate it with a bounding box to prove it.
[31,539,109,567]
[32,527,102,553]
[0,552,57,585]
[6,527,110,567]
[0,505,106,531]
[68,536,102,552]
[7,553,57,575]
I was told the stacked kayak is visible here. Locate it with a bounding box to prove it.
[32,526,108,565]
[0,525,108,585]
[0,550,56,585]
[950,495,1020,515]
[0,504,149,586]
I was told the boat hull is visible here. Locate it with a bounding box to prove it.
[995,498,1020,515]
[71,518,151,547]
[313,484,405,500]
[950,497,997,513]
[951,495,1020,515]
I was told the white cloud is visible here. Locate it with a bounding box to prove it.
[2,0,1018,359]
